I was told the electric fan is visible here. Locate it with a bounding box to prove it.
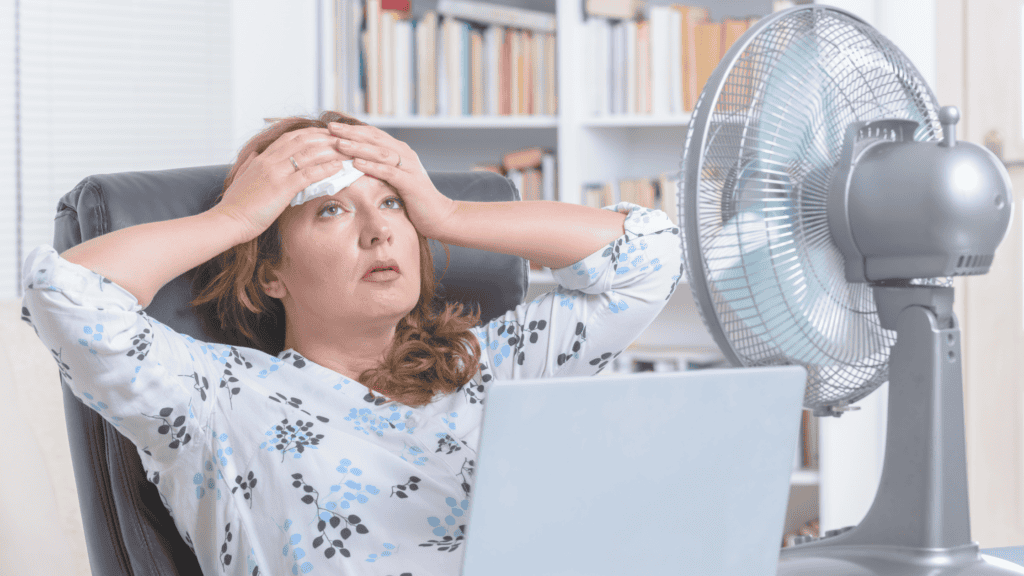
[679,5,1019,575]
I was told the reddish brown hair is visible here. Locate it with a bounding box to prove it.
[185,111,482,407]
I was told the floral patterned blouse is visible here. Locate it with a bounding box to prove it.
[21,202,683,576]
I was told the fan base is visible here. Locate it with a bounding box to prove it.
[778,544,1024,575]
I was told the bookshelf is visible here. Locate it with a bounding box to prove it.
[325,0,822,546]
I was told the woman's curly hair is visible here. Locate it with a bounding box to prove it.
[184,111,482,407]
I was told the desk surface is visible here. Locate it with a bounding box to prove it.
[981,547,1024,566]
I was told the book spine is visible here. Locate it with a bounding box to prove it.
[436,0,556,33]
[626,20,636,115]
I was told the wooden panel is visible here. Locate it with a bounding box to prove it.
[961,167,1024,547]
[962,0,1024,547]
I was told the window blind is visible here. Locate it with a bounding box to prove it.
[9,0,233,299]
[1,3,16,300]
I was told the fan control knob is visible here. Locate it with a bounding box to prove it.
[939,106,960,147]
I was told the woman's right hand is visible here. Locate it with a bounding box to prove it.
[212,126,352,244]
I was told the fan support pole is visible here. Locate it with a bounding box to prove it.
[777,285,1024,575]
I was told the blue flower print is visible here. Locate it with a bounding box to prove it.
[193,459,220,500]
[246,546,261,575]
[399,443,428,466]
[79,323,103,356]
[421,497,470,551]
[333,376,355,391]
[81,391,124,428]
[274,518,314,575]
[344,406,416,437]
[366,542,398,563]
[608,296,629,313]
[556,289,579,311]
[441,412,459,432]
[202,344,231,366]
[257,356,282,379]
[213,430,233,467]
[571,261,597,280]
[328,459,381,511]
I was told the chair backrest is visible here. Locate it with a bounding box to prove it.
[51,165,528,576]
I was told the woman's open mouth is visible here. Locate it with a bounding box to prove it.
[362,267,400,281]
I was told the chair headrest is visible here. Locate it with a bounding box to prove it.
[52,164,529,342]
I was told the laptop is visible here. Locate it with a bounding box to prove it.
[459,365,808,576]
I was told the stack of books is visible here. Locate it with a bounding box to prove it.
[584,3,760,116]
[581,171,681,225]
[472,146,557,204]
[472,146,557,271]
[342,0,558,117]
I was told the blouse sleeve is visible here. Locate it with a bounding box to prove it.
[473,202,684,382]
[20,244,229,471]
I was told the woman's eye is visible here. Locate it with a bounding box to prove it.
[319,203,340,217]
[319,197,402,217]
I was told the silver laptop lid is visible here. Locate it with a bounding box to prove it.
[460,365,808,576]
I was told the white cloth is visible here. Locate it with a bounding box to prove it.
[21,203,683,576]
[290,160,366,207]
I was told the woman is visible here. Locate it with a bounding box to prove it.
[21,111,684,576]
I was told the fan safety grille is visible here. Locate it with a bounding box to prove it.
[679,7,949,413]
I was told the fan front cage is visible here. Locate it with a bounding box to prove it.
[679,6,950,413]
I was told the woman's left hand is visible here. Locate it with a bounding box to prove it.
[327,121,457,239]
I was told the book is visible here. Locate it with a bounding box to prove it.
[436,0,556,33]
[670,5,710,113]
[382,9,394,115]
[721,17,754,111]
[463,21,471,116]
[546,32,557,114]
[502,146,547,170]
[533,32,544,115]
[722,17,748,55]
[636,20,650,114]
[541,151,557,201]
[582,182,613,209]
[483,25,500,115]
[415,11,437,116]
[694,22,722,103]
[395,18,414,116]
[521,167,543,201]
[507,168,524,202]
[640,178,655,208]
[659,170,680,226]
[438,17,448,115]
[470,28,484,115]
[500,27,511,115]
[511,30,521,114]
[585,0,645,20]
[366,0,382,115]
[626,20,637,114]
[649,5,670,115]
[668,7,682,114]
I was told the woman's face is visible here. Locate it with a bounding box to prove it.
[261,174,422,334]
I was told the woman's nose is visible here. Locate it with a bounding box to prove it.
[359,211,392,246]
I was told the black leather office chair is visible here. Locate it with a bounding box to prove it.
[51,165,529,575]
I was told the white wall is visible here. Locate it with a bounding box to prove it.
[230,0,322,155]
[826,0,937,89]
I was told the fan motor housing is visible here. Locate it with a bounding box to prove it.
[830,119,1013,283]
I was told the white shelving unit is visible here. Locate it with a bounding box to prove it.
[326,0,823,542]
